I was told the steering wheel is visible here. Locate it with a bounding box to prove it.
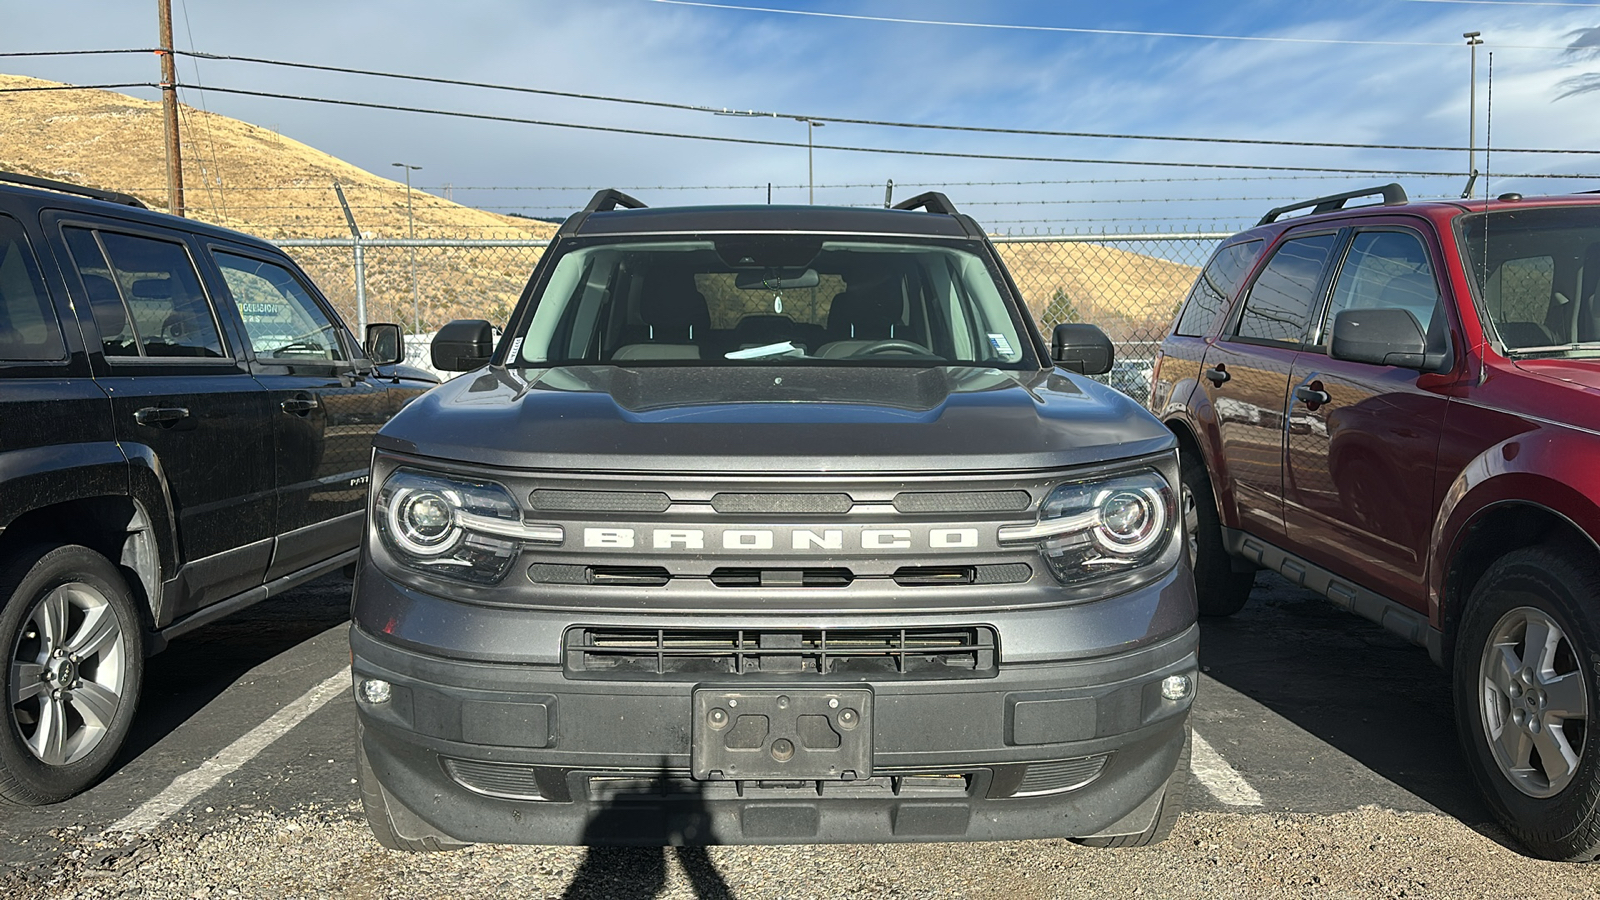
[847,339,934,358]
[272,340,328,357]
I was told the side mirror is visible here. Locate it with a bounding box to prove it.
[1051,323,1114,375]
[1330,308,1446,370]
[365,323,403,366]
[432,319,496,372]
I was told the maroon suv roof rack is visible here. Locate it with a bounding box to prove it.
[1257,183,1407,226]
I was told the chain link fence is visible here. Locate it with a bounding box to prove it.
[274,233,1226,395]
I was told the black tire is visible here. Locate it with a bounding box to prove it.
[1453,545,1600,862]
[1180,455,1254,617]
[0,544,144,805]
[356,725,466,852]
[1074,725,1191,848]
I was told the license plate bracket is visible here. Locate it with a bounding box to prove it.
[691,688,872,781]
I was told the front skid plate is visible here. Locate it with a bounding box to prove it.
[692,688,873,781]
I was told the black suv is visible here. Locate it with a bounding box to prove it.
[0,172,430,804]
[351,190,1198,850]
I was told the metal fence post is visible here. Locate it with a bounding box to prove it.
[333,183,368,334]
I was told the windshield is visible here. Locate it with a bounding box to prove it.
[1460,206,1600,357]
[510,237,1035,369]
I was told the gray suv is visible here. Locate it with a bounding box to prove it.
[350,190,1198,850]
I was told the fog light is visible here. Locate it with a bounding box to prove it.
[1160,674,1193,701]
[359,678,393,704]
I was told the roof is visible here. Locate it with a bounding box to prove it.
[0,176,282,252]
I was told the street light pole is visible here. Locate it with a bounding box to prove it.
[1465,32,1483,178]
[795,118,825,204]
[391,162,422,333]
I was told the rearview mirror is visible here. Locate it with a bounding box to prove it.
[734,268,820,290]
[1051,323,1114,375]
[1330,308,1447,370]
[365,323,403,365]
[432,319,496,372]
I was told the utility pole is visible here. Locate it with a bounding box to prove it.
[795,118,825,204]
[157,0,185,216]
[392,162,422,333]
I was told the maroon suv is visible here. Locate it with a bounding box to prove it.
[1152,184,1600,861]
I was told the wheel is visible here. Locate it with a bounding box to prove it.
[356,725,466,852]
[1074,725,1190,848]
[1180,454,1254,617]
[0,544,144,805]
[1454,545,1600,861]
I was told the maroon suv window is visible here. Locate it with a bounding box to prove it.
[1234,233,1340,345]
[1174,240,1262,337]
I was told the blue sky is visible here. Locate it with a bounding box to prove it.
[8,0,1600,232]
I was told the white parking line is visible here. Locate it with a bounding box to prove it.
[1190,730,1263,807]
[109,667,352,834]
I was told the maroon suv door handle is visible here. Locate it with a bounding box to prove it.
[1204,365,1230,385]
[133,406,190,427]
[1294,385,1332,406]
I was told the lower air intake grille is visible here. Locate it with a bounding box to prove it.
[1014,755,1110,797]
[565,626,998,679]
[443,758,547,801]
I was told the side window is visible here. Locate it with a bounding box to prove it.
[1321,231,1440,347]
[64,227,228,359]
[213,251,346,363]
[1174,240,1263,337]
[1234,233,1339,345]
[0,214,66,361]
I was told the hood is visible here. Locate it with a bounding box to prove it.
[1513,357,1600,392]
[375,364,1173,473]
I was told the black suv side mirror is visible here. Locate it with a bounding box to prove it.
[365,323,403,366]
[432,319,496,372]
[1050,323,1114,375]
[1330,309,1447,370]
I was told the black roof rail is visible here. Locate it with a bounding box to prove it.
[0,171,147,209]
[892,191,959,215]
[1256,183,1407,226]
[582,188,647,214]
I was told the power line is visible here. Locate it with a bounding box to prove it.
[183,83,1600,178]
[642,0,1573,50]
[0,49,153,57]
[169,50,1600,156]
[0,82,158,94]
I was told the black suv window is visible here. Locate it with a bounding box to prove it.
[214,251,347,363]
[63,227,227,359]
[0,214,65,362]
[1320,230,1441,348]
[1234,233,1339,345]
[1173,240,1262,337]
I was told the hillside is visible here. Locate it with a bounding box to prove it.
[2,73,1198,338]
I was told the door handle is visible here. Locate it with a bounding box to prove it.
[1294,385,1332,406]
[1204,365,1230,385]
[280,397,319,415]
[133,406,189,427]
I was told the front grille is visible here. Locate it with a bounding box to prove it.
[1013,755,1110,797]
[709,568,854,588]
[711,493,853,514]
[564,626,998,679]
[589,773,971,801]
[893,490,1032,513]
[530,489,670,513]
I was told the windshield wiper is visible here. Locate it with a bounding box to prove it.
[1505,341,1600,359]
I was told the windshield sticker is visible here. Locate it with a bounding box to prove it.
[508,336,524,359]
[988,333,1014,356]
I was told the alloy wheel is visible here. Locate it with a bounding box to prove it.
[1478,605,1589,798]
[9,582,127,766]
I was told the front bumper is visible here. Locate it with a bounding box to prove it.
[350,567,1198,846]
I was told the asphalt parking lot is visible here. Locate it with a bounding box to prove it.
[3,572,1599,899]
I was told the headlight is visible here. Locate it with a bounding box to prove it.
[998,469,1176,587]
[375,469,560,584]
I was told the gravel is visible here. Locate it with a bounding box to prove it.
[6,805,1600,899]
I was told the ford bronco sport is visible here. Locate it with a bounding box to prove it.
[0,172,427,804]
[1154,184,1600,861]
[350,190,1199,850]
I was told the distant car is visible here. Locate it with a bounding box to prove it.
[1103,358,1154,404]
[0,171,428,804]
[1151,183,1600,861]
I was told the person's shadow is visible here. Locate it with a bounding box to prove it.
[560,766,734,900]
